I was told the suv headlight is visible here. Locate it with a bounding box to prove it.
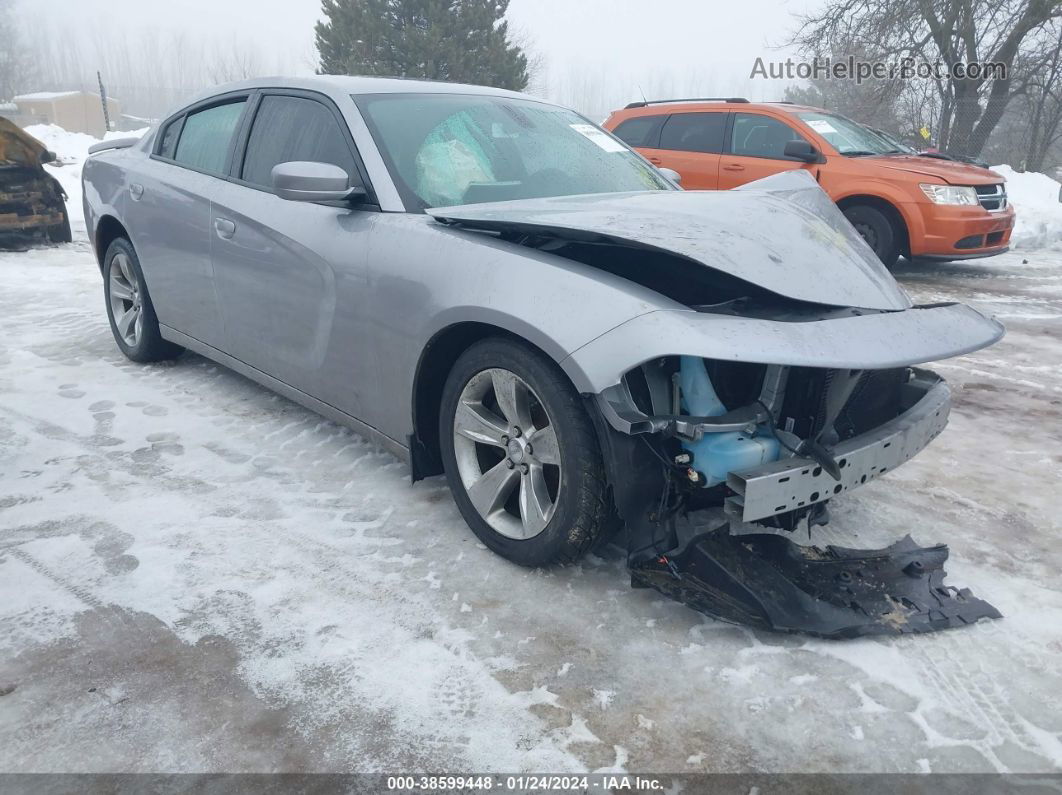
[919,183,979,205]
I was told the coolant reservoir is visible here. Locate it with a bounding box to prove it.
[679,356,781,487]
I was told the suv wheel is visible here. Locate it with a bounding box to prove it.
[844,205,899,269]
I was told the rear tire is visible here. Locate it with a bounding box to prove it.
[439,337,610,567]
[103,237,183,363]
[843,204,899,269]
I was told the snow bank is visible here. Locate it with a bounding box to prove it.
[991,164,1062,250]
[24,124,149,241]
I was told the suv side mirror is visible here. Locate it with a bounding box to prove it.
[784,140,820,163]
[40,150,57,165]
[272,161,366,203]
[658,167,682,185]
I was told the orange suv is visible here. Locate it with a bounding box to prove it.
[603,98,1014,267]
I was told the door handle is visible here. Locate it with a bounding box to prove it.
[648,156,663,164]
[214,218,236,239]
[129,183,144,200]
[723,164,745,172]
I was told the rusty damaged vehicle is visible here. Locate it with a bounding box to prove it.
[0,116,71,244]
[81,76,1005,638]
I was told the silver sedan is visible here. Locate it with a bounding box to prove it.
[82,76,1003,636]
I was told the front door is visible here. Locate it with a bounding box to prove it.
[717,112,813,189]
[208,91,376,417]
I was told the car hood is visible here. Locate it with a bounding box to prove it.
[866,154,1003,184]
[0,116,47,169]
[428,170,911,311]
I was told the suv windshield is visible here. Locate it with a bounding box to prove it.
[355,93,673,209]
[796,111,905,157]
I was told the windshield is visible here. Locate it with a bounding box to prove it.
[796,111,906,157]
[354,93,673,209]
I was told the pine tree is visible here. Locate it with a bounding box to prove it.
[316,0,529,91]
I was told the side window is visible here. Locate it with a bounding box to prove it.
[173,100,246,174]
[658,112,727,154]
[158,117,182,160]
[730,113,805,160]
[241,95,358,189]
[612,116,660,147]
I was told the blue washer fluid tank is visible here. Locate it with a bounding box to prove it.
[678,356,781,487]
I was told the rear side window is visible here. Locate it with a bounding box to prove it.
[729,113,805,160]
[612,116,661,147]
[173,100,247,175]
[658,112,727,154]
[158,118,181,159]
[241,95,358,189]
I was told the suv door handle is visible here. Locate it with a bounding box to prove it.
[214,218,236,239]
[129,183,144,200]
[723,164,745,172]
[648,156,663,164]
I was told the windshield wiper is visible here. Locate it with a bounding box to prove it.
[841,150,884,157]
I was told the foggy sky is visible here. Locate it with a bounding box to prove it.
[23,0,814,118]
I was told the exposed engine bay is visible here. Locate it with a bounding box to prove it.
[594,355,1001,638]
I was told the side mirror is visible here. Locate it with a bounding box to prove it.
[272,161,366,203]
[784,140,820,163]
[40,150,57,165]
[659,167,682,185]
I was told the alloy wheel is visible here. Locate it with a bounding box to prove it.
[108,251,143,347]
[452,368,561,540]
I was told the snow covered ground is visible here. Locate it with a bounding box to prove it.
[1,131,1061,775]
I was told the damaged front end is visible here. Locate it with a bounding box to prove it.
[595,356,1001,638]
[431,170,1005,638]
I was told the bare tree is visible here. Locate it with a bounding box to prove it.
[782,41,907,133]
[1016,20,1062,170]
[0,0,37,99]
[20,17,309,122]
[793,0,1062,157]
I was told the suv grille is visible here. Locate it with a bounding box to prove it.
[974,183,1007,212]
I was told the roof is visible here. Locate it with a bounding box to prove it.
[188,75,538,107]
[14,91,86,102]
[614,100,828,115]
[764,103,824,113]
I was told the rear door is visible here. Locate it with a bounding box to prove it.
[718,112,812,189]
[129,95,249,347]
[647,111,728,189]
[208,90,377,416]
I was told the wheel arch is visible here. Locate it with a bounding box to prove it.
[835,193,912,258]
[409,319,581,482]
[94,215,131,273]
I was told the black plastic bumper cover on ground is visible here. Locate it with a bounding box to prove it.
[629,525,1001,638]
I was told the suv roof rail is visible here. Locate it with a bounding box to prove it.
[624,97,750,109]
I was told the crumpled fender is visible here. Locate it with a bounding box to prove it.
[559,302,1004,395]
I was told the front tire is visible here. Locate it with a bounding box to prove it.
[843,204,899,269]
[439,338,609,567]
[103,238,183,363]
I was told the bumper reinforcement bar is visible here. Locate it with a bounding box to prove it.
[726,370,950,523]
